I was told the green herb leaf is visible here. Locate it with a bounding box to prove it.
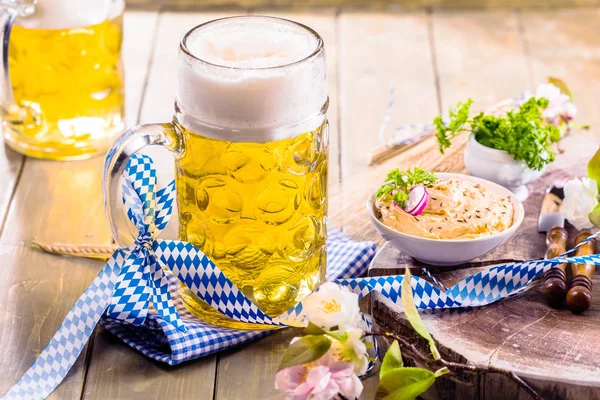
[375,367,436,400]
[548,77,573,100]
[376,167,438,208]
[380,340,403,379]
[435,98,473,154]
[402,269,440,360]
[587,147,600,191]
[435,96,561,171]
[278,335,331,371]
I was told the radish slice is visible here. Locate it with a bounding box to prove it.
[403,185,429,216]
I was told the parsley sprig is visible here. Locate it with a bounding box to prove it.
[434,97,561,171]
[376,167,438,208]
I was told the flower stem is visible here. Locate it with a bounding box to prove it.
[366,331,543,400]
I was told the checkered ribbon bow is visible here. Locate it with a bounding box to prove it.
[5,153,600,400]
[2,154,376,400]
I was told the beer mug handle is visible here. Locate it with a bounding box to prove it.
[0,1,35,114]
[103,123,181,247]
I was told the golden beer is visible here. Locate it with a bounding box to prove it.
[176,121,328,325]
[104,16,328,329]
[2,2,124,160]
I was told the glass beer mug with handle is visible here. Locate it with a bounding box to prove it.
[0,0,125,160]
[104,16,329,329]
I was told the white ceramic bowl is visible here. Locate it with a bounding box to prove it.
[464,135,544,201]
[366,173,524,266]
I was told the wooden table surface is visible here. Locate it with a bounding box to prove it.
[1,7,599,400]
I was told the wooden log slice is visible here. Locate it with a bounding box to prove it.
[370,242,600,400]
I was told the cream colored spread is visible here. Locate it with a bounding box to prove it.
[375,179,514,240]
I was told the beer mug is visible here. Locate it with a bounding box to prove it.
[104,16,328,329]
[0,0,125,160]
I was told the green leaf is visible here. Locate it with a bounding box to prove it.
[589,203,600,229]
[548,77,573,100]
[326,330,348,342]
[402,269,440,360]
[376,367,436,400]
[380,340,403,379]
[278,335,332,371]
[437,96,561,171]
[587,147,600,191]
[435,99,473,154]
[376,167,438,208]
[304,323,327,336]
[434,367,450,377]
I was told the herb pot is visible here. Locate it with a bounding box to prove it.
[464,134,544,201]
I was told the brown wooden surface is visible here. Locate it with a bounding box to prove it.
[125,0,600,11]
[371,253,600,399]
[1,7,600,400]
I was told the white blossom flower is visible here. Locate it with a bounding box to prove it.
[535,83,576,120]
[303,282,361,331]
[562,177,598,230]
[329,328,369,375]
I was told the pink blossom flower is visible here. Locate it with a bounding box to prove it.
[275,354,363,400]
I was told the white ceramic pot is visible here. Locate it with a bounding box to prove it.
[463,135,544,201]
[367,173,524,266]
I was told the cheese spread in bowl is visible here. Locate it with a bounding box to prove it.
[367,172,524,266]
[375,179,514,240]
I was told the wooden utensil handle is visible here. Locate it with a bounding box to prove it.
[541,227,568,308]
[566,232,597,314]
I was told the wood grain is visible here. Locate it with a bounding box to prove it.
[0,147,23,236]
[0,11,161,399]
[372,259,600,399]
[125,0,600,11]
[0,157,114,398]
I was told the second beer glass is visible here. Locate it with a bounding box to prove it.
[105,16,329,329]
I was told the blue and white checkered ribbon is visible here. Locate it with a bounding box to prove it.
[3,153,600,400]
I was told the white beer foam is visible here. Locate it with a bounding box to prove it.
[15,0,119,30]
[177,17,328,143]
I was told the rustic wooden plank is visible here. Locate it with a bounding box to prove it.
[82,12,230,399]
[433,10,531,112]
[0,11,160,399]
[0,149,23,236]
[125,0,600,11]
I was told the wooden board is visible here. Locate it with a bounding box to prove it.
[125,0,600,11]
[371,247,600,399]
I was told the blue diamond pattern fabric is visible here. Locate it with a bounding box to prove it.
[6,153,600,400]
